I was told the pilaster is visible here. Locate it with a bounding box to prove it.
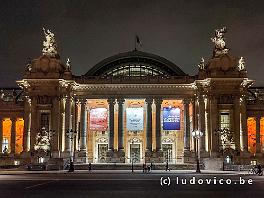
[183,98,191,151]
[0,117,2,152]
[198,95,206,151]
[154,98,163,151]
[234,96,241,151]
[117,98,125,151]
[107,98,115,151]
[145,98,153,151]
[256,115,261,153]
[11,117,16,154]
[64,95,72,151]
[79,99,87,152]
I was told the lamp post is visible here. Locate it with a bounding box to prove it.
[192,130,203,173]
[66,129,77,172]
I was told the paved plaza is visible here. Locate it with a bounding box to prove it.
[0,170,263,198]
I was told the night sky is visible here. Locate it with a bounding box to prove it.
[1,0,264,87]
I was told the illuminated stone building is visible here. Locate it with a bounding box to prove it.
[0,27,263,166]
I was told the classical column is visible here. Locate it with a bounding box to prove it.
[154,98,162,151]
[205,96,211,152]
[183,99,191,151]
[256,115,261,153]
[72,99,78,150]
[145,98,153,151]
[240,98,248,152]
[23,97,31,152]
[11,117,16,154]
[79,99,87,152]
[59,97,66,152]
[117,98,125,150]
[190,99,196,151]
[71,99,77,132]
[51,97,60,152]
[107,98,115,151]
[198,96,205,151]
[0,118,3,152]
[64,96,72,151]
[234,97,241,151]
[210,97,219,153]
[30,97,37,151]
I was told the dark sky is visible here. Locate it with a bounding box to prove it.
[1,0,264,87]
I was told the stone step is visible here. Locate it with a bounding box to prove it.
[73,163,201,170]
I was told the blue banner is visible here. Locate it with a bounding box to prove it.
[163,107,180,130]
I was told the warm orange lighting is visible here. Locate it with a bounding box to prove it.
[2,118,12,153]
[15,118,24,154]
[260,117,264,150]
[247,117,256,154]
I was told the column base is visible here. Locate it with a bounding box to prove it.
[61,151,71,158]
[183,150,196,163]
[256,143,262,153]
[210,151,223,158]
[106,149,125,163]
[255,152,264,158]
[240,150,251,158]
[20,151,31,158]
[51,151,61,158]
[75,150,87,163]
[199,150,210,158]
[144,150,164,163]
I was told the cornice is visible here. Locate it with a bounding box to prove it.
[72,83,197,91]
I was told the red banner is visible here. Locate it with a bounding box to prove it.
[90,108,108,131]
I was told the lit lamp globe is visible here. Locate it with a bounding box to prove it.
[192,130,203,139]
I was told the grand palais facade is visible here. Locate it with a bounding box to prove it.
[0,27,263,167]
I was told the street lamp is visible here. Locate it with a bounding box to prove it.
[66,129,77,172]
[192,130,203,173]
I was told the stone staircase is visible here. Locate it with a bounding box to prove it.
[73,163,200,170]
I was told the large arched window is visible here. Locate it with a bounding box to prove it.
[85,50,186,78]
[104,64,169,77]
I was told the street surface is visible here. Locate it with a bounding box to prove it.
[0,170,263,198]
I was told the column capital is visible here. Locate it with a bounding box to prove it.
[79,98,87,103]
[145,98,153,105]
[107,98,116,105]
[183,98,191,105]
[154,98,163,106]
[10,117,17,122]
[117,98,125,105]
[197,95,205,102]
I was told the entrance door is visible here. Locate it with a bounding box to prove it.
[98,144,108,163]
[130,144,140,163]
[162,144,173,163]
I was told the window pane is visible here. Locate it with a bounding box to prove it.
[247,117,256,154]
[15,118,24,154]
[2,118,12,153]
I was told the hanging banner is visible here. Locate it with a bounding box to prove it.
[163,107,180,130]
[90,108,108,131]
[126,108,144,131]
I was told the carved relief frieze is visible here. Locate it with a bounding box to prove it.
[218,94,235,104]
[37,95,52,105]
[162,137,174,143]
[96,137,108,143]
